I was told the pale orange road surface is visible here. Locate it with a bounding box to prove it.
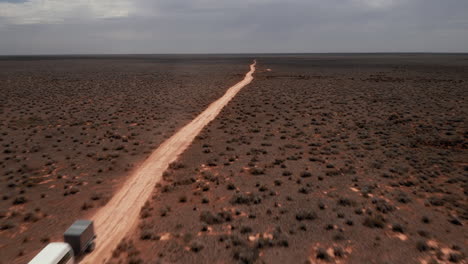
[81,61,256,264]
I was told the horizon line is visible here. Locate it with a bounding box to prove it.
[1,52,468,57]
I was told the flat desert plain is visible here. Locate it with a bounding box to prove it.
[0,55,251,264]
[1,54,467,264]
[108,55,467,264]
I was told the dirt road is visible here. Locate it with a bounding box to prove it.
[81,61,256,264]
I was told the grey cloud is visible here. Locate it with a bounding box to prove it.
[0,0,28,3]
[0,0,467,54]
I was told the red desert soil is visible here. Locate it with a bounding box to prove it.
[81,61,256,264]
[110,55,467,264]
[0,56,251,264]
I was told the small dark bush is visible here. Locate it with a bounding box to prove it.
[416,240,429,252]
[190,241,204,252]
[449,217,462,226]
[295,210,317,221]
[140,229,152,240]
[200,211,232,225]
[230,193,262,205]
[392,223,405,233]
[169,161,185,170]
[448,253,463,263]
[396,192,411,203]
[23,212,39,222]
[128,257,143,264]
[232,246,259,264]
[179,196,187,203]
[250,168,265,175]
[316,248,330,261]
[363,215,385,228]
[373,199,395,214]
[427,197,444,206]
[334,246,344,258]
[0,222,15,230]
[12,196,27,205]
[240,226,253,234]
[337,198,355,207]
[298,187,310,194]
[90,192,102,201]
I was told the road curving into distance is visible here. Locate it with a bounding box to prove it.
[81,60,256,264]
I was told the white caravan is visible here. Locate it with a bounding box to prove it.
[28,242,74,264]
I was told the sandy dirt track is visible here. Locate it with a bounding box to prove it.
[80,61,256,264]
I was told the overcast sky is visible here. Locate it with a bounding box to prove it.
[0,0,467,54]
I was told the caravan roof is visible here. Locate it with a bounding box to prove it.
[28,242,73,264]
